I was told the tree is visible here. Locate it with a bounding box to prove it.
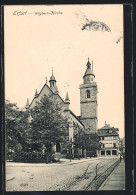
[74,130,99,158]
[5,100,29,160]
[74,129,85,159]
[85,133,99,157]
[29,94,69,162]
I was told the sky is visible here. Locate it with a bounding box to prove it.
[4,5,124,138]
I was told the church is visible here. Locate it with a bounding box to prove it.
[26,58,98,157]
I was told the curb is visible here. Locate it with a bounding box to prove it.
[98,162,122,190]
[6,158,97,167]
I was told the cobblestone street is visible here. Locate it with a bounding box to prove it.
[6,157,124,191]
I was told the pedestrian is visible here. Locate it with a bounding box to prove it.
[120,154,122,162]
[123,153,125,162]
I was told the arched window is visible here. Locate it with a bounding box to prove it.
[86,90,90,98]
[56,142,61,152]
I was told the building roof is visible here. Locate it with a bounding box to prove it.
[98,123,119,130]
[97,123,119,136]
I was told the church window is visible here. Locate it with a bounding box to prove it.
[86,90,90,98]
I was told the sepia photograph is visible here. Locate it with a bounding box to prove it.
[4,4,125,191]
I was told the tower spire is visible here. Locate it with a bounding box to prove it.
[65,92,70,102]
[83,58,95,84]
[49,68,59,94]
[52,67,53,76]
[86,57,91,68]
[35,89,38,97]
[46,77,48,84]
[25,98,29,109]
[64,92,70,109]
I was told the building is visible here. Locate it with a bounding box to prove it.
[97,122,119,157]
[79,58,98,133]
[26,58,98,157]
[119,137,125,156]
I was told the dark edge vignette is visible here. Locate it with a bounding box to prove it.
[0,4,5,195]
[124,4,134,195]
[0,2,134,195]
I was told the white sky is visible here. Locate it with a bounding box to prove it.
[4,5,124,138]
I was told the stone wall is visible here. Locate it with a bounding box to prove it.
[81,118,97,133]
[81,102,97,118]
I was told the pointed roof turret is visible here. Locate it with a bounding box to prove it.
[65,92,70,102]
[49,68,59,94]
[83,58,95,78]
[25,98,29,109]
[64,92,70,109]
[49,67,56,82]
[35,89,38,97]
[46,77,48,84]
[86,57,91,68]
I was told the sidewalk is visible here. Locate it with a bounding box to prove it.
[99,161,125,190]
[6,157,98,167]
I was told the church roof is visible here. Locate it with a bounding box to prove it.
[29,83,65,108]
[64,109,85,127]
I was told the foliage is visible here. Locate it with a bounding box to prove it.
[13,150,53,163]
[74,130,99,157]
[5,100,29,160]
[28,94,69,161]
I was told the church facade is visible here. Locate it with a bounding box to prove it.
[26,59,98,157]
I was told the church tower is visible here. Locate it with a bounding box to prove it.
[49,68,59,94]
[79,58,98,133]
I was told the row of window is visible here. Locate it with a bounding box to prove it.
[101,150,117,155]
[101,143,118,148]
[99,130,113,134]
[85,77,94,82]
[101,136,118,141]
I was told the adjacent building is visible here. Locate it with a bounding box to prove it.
[97,122,119,157]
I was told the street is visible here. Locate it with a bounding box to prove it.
[6,157,121,191]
